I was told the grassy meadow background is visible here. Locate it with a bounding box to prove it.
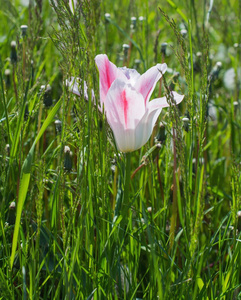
[0,0,241,299]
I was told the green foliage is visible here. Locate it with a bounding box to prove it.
[0,0,241,299]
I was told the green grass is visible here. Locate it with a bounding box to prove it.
[0,0,241,299]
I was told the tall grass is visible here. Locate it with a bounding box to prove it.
[0,0,240,299]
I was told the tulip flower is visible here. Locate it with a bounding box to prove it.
[95,54,184,153]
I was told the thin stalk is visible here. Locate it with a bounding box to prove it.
[22,40,26,82]
[0,70,11,143]
[12,65,18,103]
[123,152,132,208]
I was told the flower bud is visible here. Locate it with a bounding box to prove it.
[182,117,190,132]
[5,222,9,228]
[9,201,16,210]
[130,17,137,30]
[233,101,239,113]
[41,84,53,107]
[5,144,10,156]
[105,13,111,23]
[123,44,130,58]
[138,16,144,22]
[64,146,72,171]
[180,29,187,38]
[8,201,16,225]
[134,59,141,67]
[147,207,152,213]
[209,61,222,82]
[20,25,28,38]
[4,69,11,88]
[161,42,167,56]
[54,119,62,134]
[10,41,17,64]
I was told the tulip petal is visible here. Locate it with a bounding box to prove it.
[134,63,167,105]
[133,91,184,149]
[150,91,185,108]
[95,54,126,106]
[66,77,81,96]
[118,67,141,85]
[105,79,145,129]
[104,79,146,152]
[66,77,90,100]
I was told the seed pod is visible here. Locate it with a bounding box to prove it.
[4,69,11,88]
[180,29,187,38]
[182,117,190,132]
[54,120,62,134]
[105,13,111,23]
[130,17,137,30]
[64,146,72,171]
[161,42,167,56]
[20,25,28,38]
[123,44,130,58]
[10,41,17,64]
[8,201,16,225]
[41,84,53,107]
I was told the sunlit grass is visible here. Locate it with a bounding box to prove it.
[0,0,240,299]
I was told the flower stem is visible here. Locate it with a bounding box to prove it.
[123,152,131,207]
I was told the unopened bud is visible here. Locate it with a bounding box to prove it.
[5,144,10,156]
[130,17,137,30]
[54,120,62,134]
[41,84,53,107]
[139,16,144,22]
[9,201,16,210]
[123,44,130,57]
[233,101,239,113]
[20,25,28,37]
[209,62,222,82]
[4,69,11,88]
[64,146,72,171]
[134,59,141,65]
[105,13,111,23]
[161,42,167,56]
[182,117,190,132]
[216,61,222,68]
[10,41,17,64]
[147,207,152,213]
[180,29,187,38]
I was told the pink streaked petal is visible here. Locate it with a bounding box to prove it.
[104,79,145,130]
[95,54,126,106]
[134,63,167,105]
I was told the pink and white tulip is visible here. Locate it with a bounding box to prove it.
[95,54,184,153]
